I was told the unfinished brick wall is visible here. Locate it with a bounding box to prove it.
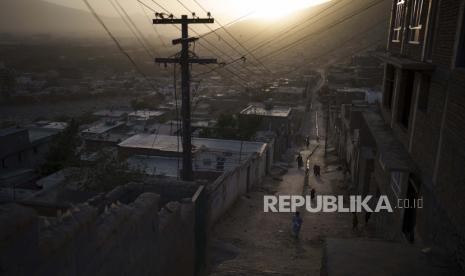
[0,193,160,276]
[0,186,198,276]
[159,201,195,276]
[434,70,465,269]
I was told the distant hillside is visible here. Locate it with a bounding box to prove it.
[0,0,391,70]
[206,0,391,67]
[0,0,175,39]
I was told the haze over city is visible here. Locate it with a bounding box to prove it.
[1,0,465,275]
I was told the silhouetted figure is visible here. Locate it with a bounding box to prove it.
[352,212,358,230]
[296,154,303,169]
[305,136,310,149]
[292,211,303,238]
[365,212,371,224]
[313,164,321,177]
[310,188,316,200]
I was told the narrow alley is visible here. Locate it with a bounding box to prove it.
[209,81,373,275]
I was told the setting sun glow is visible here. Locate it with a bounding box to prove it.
[236,0,331,20]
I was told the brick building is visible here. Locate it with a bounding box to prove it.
[376,0,465,269]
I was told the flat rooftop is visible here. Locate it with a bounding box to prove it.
[118,134,267,154]
[0,128,25,137]
[82,121,124,135]
[28,128,61,142]
[240,105,291,118]
[276,87,305,94]
[28,121,68,130]
[83,132,128,143]
[93,110,128,117]
[149,123,180,136]
[128,110,166,118]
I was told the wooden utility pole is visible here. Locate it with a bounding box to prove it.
[154,14,217,181]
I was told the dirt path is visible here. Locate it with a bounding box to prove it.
[209,85,373,275]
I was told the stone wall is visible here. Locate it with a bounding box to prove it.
[0,181,200,276]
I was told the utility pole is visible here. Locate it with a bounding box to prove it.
[154,14,217,181]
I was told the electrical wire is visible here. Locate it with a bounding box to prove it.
[193,56,246,78]
[199,11,256,38]
[256,0,386,61]
[248,0,347,54]
[138,0,168,49]
[139,0,253,87]
[148,0,260,79]
[81,0,158,92]
[115,0,158,55]
[280,18,388,75]
[191,0,272,74]
[108,0,155,57]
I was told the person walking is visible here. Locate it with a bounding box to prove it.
[315,165,321,177]
[305,136,310,149]
[313,164,320,176]
[292,211,303,238]
[304,163,310,186]
[296,154,303,169]
[352,212,358,230]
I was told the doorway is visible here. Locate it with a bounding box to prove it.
[402,175,419,243]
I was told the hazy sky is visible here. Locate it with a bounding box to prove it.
[45,0,330,21]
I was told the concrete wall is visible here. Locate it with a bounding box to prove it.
[207,152,264,225]
[159,201,195,276]
[1,137,51,174]
[0,193,159,276]
[0,181,200,276]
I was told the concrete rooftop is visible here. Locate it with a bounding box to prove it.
[128,110,165,118]
[28,128,61,142]
[240,105,291,117]
[82,121,124,135]
[118,134,267,155]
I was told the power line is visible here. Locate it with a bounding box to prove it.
[81,0,158,92]
[108,0,155,57]
[199,11,256,38]
[174,0,253,71]
[147,0,260,79]
[142,0,254,83]
[114,0,157,55]
[248,0,347,54]
[193,56,246,78]
[154,14,218,181]
[191,0,272,74]
[256,0,386,61]
[138,0,168,49]
[281,18,388,74]
[175,0,249,62]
